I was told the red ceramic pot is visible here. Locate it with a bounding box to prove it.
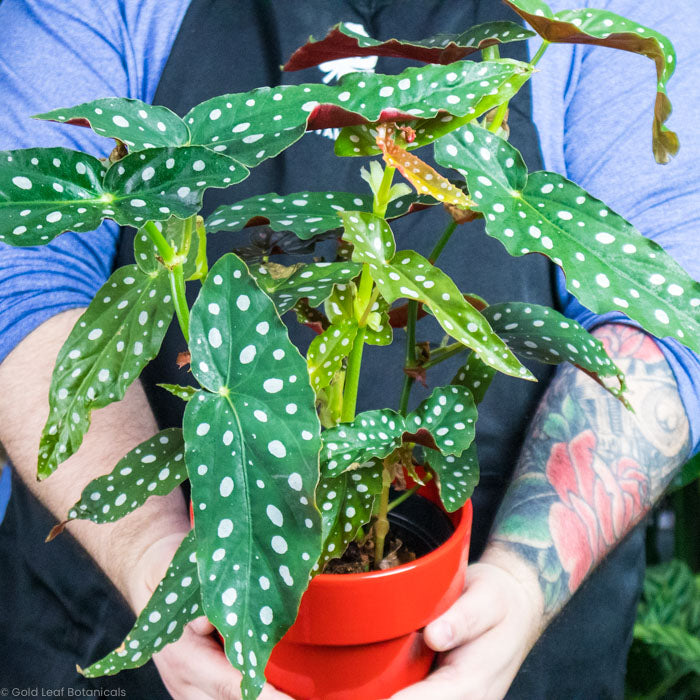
[265,493,473,700]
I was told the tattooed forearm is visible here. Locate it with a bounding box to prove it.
[490,324,690,615]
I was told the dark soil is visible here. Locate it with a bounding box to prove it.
[323,528,417,574]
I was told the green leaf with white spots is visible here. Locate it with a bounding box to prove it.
[435,124,700,354]
[364,297,393,346]
[341,211,532,380]
[407,386,477,457]
[483,302,626,400]
[104,146,248,228]
[206,190,436,240]
[34,98,190,151]
[39,265,173,479]
[0,148,109,246]
[325,282,355,324]
[308,320,358,393]
[452,352,496,405]
[316,465,384,573]
[64,429,186,526]
[425,443,479,512]
[335,59,532,156]
[157,383,198,402]
[284,21,535,70]
[503,1,678,162]
[0,146,247,246]
[184,253,322,699]
[250,262,362,315]
[80,531,201,677]
[321,409,406,479]
[185,60,530,166]
[134,216,197,277]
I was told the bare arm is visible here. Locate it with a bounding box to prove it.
[0,309,289,700]
[393,324,691,699]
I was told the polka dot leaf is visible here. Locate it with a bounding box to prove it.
[483,302,626,400]
[184,59,531,166]
[39,264,173,479]
[104,146,249,228]
[321,409,406,479]
[0,147,111,247]
[503,1,678,162]
[250,261,362,315]
[308,319,359,393]
[434,124,700,355]
[0,146,248,246]
[80,531,201,677]
[406,386,477,458]
[156,383,198,402]
[452,352,496,406]
[34,97,190,152]
[315,466,384,573]
[62,428,186,527]
[335,60,532,157]
[205,190,436,241]
[184,253,322,699]
[363,296,394,346]
[283,21,535,71]
[341,211,533,380]
[425,443,480,513]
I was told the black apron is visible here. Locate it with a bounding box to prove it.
[0,1,645,697]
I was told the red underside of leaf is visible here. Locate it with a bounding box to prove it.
[402,428,438,451]
[306,104,418,131]
[283,26,481,71]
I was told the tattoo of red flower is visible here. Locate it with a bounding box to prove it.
[596,324,662,362]
[546,430,649,591]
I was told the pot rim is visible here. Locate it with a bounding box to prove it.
[309,497,472,585]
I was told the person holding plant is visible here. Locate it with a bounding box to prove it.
[0,1,698,699]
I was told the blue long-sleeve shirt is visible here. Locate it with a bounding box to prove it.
[0,0,698,520]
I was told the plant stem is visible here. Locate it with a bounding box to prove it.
[374,165,396,217]
[529,40,550,67]
[488,101,509,133]
[428,220,458,264]
[481,44,500,62]
[373,465,393,567]
[422,342,465,370]
[193,216,209,281]
[169,264,190,343]
[144,220,175,265]
[387,471,434,513]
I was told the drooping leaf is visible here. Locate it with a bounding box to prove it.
[502,1,678,162]
[250,262,361,315]
[321,409,406,478]
[0,146,248,246]
[184,253,321,698]
[206,190,435,241]
[185,60,531,166]
[63,429,185,527]
[434,124,700,354]
[316,465,384,573]
[0,148,109,246]
[407,386,477,457]
[307,320,358,393]
[376,125,472,208]
[452,352,496,405]
[157,383,198,402]
[80,531,201,677]
[39,265,173,478]
[483,302,626,400]
[34,98,190,151]
[283,21,535,70]
[425,443,480,512]
[341,211,533,380]
[335,59,533,156]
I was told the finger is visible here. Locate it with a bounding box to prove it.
[189,615,216,636]
[424,570,507,651]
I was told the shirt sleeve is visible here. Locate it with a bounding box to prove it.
[0,0,190,364]
[530,0,700,456]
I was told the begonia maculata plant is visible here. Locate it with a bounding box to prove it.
[0,0,697,697]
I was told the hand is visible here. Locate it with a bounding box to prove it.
[390,552,545,700]
[127,532,293,700]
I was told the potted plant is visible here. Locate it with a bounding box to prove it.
[1,0,697,698]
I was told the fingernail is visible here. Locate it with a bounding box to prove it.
[429,619,453,649]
